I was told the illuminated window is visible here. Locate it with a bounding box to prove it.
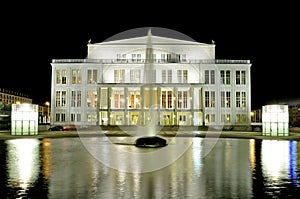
[56,69,67,84]
[111,88,125,109]
[72,69,82,84]
[128,88,140,109]
[161,90,173,109]
[86,90,97,107]
[87,69,97,84]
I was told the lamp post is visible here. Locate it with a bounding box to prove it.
[45,101,50,124]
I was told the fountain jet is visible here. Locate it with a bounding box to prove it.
[135,28,168,147]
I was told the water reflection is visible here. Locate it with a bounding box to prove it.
[0,137,299,198]
[6,139,42,197]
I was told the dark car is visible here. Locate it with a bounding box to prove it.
[48,125,63,131]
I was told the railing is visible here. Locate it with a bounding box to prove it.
[52,59,250,64]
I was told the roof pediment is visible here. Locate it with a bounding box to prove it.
[93,35,209,46]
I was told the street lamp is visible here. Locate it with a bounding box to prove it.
[45,101,50,124]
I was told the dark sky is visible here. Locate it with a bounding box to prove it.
[1,2,299,109]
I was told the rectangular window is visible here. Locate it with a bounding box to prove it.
[55,91,61,107]
[221,114,231,123]
[211,70,215,84]
[236,114,247,123]
[71,91,81,107]
[111,88,125,109]
[56,70,61,84]
[114,69,125,83]
[100,88,108,109]
[72,69,82,84]
[205,70,215,84]
[178,90,188,109]
[205,114,216,123]
[71,113,75,122]
[71,91,76,107]
[55,113,66,122]
[55,113,60,122]
[161,90,173,109]
[87,90,97,107]
[236,71,240,85]
[177,70,188,83]
[162,70,172,83]
[236,70,246,85]
[129,88,140,109]
[55,91,66,107]
[221,91,231,108]
[205,70,209,84]
[87,69,97,84]
[62,70,67,84]
[56,69,67,84]
[220,70,230,85]
[241,71,246,84]
[205,91,215,107]
[130,69,141,83]
[87,114,97,122]
[76,114,81,122]
[236,91,246,108]
[77,91,82,107]
[61,91,66,107]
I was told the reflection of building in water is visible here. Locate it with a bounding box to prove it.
[50,28,251,129]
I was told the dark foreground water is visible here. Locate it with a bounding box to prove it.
[0,136,299,198]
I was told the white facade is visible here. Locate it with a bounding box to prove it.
[50,30,251,129]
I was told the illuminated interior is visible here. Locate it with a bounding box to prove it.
[11,103,39,135]
[262,105,289,136]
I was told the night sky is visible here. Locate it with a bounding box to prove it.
[1,2,298,109]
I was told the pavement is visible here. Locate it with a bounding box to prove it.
[1,127,300,141]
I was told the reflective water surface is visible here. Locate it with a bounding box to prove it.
[0,137,299,198]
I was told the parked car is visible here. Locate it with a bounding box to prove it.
[48,125,63,131]
[62,125,76,131]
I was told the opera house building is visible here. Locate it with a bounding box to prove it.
[50,28,251,130]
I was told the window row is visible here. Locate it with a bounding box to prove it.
[116,53,187,62]
[55,89,247,109]
[205,113,248,124]
[56,69,188,84]
[205,91,246,108]
[55,113,97,123]
[54,112,248,125]
[205,70,246,85]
